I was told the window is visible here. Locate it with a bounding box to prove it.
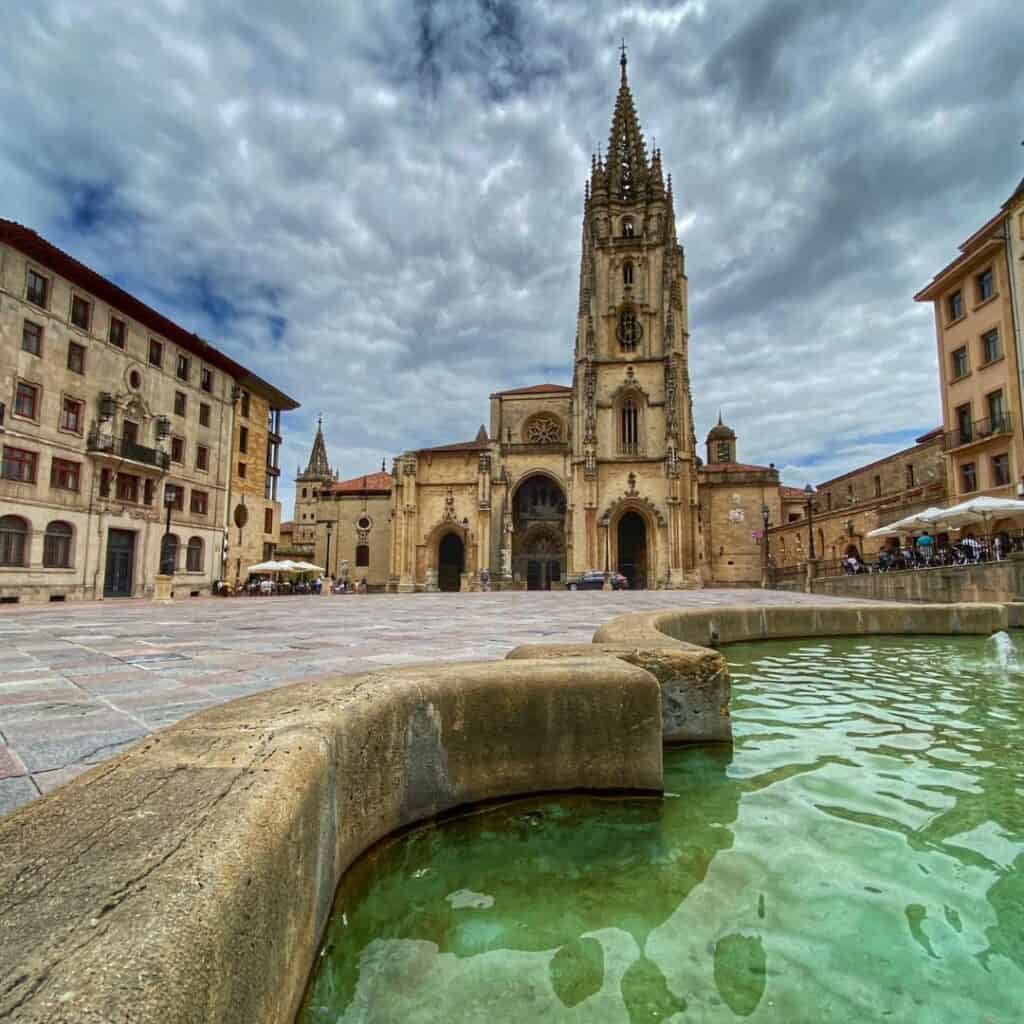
[26,269,49,308]
[43,522,73,568]
[190,490,208,515]
[51,458,80,491]
[976,268,994,303]
[0,516,29,566]
[238,425,249,453]
[170,437,185,463]
[1,447,37,483]
[356,544,370,567]
[67,341,85,374]
[199,402,211,427]
[961,462,977,493]
[947,290,963,321]
[301,488,307,499]
[176,354,190,381]
[186,536,203,572]
[166,482,184,510]
[826,492,832,510]
[264,508,273,533]
[14,381,39,420]
[143,478,154,506]
[160,534,179,574]
[99,468,112,497]
[238,461,247,479]
[621,218,635,238]
[264,476,273,499]
[196,444,209,471]
[992,453,1011,487]
[873,475,881,498]
[115,473,139,503]
[70,295,91,331]
[123,420,139,445]
[174,391,186,416]
[21,321,42,356]
[240,391,250,418]
[951,346,968,379]
[200,367,212,393]
[623,262,633,286]
[905,464,915,488]
[981,328,1001,364]
[988,390,1007,430]
[619,398,639,454]
[716,440,731,463]
[955,404,972,445]
[59,397,84,434]
[109,317,126,349]
[149,338,163,367]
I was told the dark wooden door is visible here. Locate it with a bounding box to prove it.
[104,529,135,597]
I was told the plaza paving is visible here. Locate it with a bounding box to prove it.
[0,588,855,817]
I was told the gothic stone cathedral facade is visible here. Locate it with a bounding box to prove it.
[288,58,788,591]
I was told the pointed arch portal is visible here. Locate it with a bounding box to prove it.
[617,511,647,590]
[438,533,464,592]
[512,473,566,590]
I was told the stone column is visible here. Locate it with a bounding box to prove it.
[805,557,819,593]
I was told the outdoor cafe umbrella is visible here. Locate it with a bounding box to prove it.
[866,508,947,539]
[246,559,291,573]
[927,496,1024,534]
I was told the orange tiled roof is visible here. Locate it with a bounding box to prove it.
[490,383,572,398]
[780,486,807,499]
[323,471,392,495]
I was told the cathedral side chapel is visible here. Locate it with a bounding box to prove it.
[284,54,790,591]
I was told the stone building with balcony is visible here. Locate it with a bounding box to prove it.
[915,176,1024,505]
[0,220,298,602]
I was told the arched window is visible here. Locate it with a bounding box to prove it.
[0,516,29,567]
[186,536,203,573]
[623,262,633,286]
[356,544,370,567]
[160,534,179,575]
[43,521,73,568]
[621,218,634,238]
[620,398,640,455]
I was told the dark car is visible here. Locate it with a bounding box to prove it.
[568,571,628,591]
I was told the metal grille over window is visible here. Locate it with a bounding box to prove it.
[620,399,639,454]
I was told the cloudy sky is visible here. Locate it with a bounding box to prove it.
[3,0,1022,513]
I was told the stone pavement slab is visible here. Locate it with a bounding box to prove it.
[0,588,858,816]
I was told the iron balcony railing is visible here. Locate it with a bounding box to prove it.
[87,430,170,470]
[943,412,1013,450]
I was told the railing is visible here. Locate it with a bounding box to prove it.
[87,430,170,470]
[943,413,1013,450]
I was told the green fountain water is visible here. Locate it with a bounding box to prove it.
[299,635,1023,1022]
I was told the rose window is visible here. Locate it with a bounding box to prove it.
[525,417,561,445]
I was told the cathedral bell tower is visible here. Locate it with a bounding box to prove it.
[569,46,700,588]
[293,417,336,549]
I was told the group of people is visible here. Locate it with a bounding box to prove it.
[842,530,1018,574]
[217,574,370,596]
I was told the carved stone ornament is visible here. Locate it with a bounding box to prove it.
[525,416,561,445]
[626,472,638,496]
[443,488,456,521]
[617,310,642,347]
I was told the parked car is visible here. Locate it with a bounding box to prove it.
[568,571,628,591]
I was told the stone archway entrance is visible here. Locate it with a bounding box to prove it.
[438,533,464,592]
[513,474,566,590]
[617,511,647,589]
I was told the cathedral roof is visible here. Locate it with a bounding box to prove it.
[419,425,491,454]
[490,384,572,398]
[323,471,392,496]
[707,412,736,441]
[298,416,334,480]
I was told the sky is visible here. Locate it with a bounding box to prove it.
[3,0,1022,516]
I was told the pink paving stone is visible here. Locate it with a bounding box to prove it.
[0,745,27,780]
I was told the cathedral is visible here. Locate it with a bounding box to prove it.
[283,54,798,591]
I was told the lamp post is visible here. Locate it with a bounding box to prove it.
[161,484,177,576]
[761,502,770,587]
[324,521,333,580]
[804,484,816,559]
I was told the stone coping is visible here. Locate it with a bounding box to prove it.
[592,600,1008,647]
[0,657,662,1024]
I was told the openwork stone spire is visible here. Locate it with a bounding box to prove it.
[301,415,333,479]
[605,44,649,200]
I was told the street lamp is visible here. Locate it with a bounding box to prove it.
[324,521,334,579]
[804,484,816,559]
[761,502,770,586]
[161,484,177,575]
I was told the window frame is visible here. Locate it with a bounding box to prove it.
[185,536,204,572]
[992,452,1011,488]
[947,290,964,322]
[25,268,49,309]
[960,461,977,493]
[199,403,211,428]
[196,444,209,472]
[21,319,43,357]
[200,366,213,393]
[238,425,249,453]
[43,521,73,569]
[50,458,81,492]
[950,345,969,379]
[115,472,140,504]
[108,316,127,349]
[1,446,38,484]
[190,490,209,516]
[176,353,190,382]
[67,340,86,374]
[173,391,187,417]
[13,379,41,422]
[170,436,185,464]
[149,338,164,368]
[0,515,30,567]
[976,267,995,304]
[981,327,1001,365]
[70,293,92,332]
[58,395,85,436]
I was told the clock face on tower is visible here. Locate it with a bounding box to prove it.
[617,311,642,348]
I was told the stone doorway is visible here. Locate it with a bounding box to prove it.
[104,529,136,598]
[438,533,464,592]
[512,474,566,589]
[617,511,647,589]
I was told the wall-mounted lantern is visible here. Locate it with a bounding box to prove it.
[99,393,117,420]
[156,415,172,440]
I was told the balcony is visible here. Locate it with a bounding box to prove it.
[943,413,1014,451]
[88,430,170,470]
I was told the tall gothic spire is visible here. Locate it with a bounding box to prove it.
[606,42,649,201]
[301,415,333,479]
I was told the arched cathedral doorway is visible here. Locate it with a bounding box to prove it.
[513,474,566,590]
[438,533,464,592]
[617,511,647,590]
